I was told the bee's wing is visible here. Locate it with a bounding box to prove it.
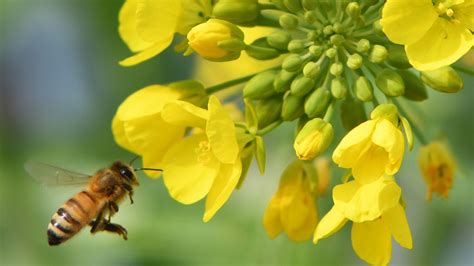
[24,161,91,186]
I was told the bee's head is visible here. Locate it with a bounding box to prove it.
[112,161,139,186]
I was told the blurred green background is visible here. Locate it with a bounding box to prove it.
[1,1,473,265]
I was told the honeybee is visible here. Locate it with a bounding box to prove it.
[25,160,160,246]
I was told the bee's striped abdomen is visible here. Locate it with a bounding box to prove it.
[47,191,101,246]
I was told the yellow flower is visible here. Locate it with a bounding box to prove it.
[263,161,318,242]
[381,0,474,71]
[294,118,334,161]
[314,177,412,266]
[160,96,242,222]
[118,0,212,66]
[332,104,405,184]
[418,141,456,200]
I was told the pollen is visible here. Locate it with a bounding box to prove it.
[195,140,212,164]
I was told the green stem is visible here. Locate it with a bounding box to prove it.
[206,66,279,94]
[257,119,283,136]
[392,98,429,145]
[452,64,474,76]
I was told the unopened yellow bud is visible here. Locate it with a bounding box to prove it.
[212,0,259,25]
[330,62,344,76]
[303,62,321,79]
[369,44,388,63]
[187,19,244,61]
[357,39,370,53]
[370,103,398,124]
[421,66,464,93]
[288,40,305,53]
[304,88,331,118]
[294,118,334,160]
[354,76,373,102]
[291,75,315,96]
[346,2,360,17]
[347,53,363,69]
[282,93,305,121]
[243,70,278,99]
[331,78,348,99]
[283,54,304,72]
[375,69,405,97]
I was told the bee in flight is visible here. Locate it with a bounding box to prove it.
[24,160,161,246]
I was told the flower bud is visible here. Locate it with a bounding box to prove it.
[274,70,297,92]
[356,39,370,53]
[304,11,318,23]
[369,44,388,63]
[256,96,283,128]
[212,0,259,25]
[303,61,321,78]
[279,14,299,30]
[267,31,292,50]
[370,103,398,124]
[288,40,305,53]
[282,93,305,121]
[325,48,337,58]
[243,70,277,99]
[331,78,348,99]
[398,70,428,101]
[284,0,303,13]
[304,88,331,118]
[354,76,374,102]
[421,66,464,93]
[333,22,344,33]
[340,99,367,130]
[375,69,405,97]
[330,34,344,46]
[330,62,344,76]
[283,54,303,72]
[346,2,360,17]
[294,118,334,160]
[347,53,363,69]
[187,19,244,61]
[302,0,317,10]
[323,25,334,36]
[291,75,315,96]
[387,44,411,69]
[309,45,323,57]
[245,38,281,60]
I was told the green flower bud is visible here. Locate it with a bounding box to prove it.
[375,69,405,97]
[398,70,428,101]
[282,93,305,121]
[282,54,303,72]
[243,70,278,99]
[256,96,283,128]
[294,118,334,160]
[302,0,317,10]
[307,30,317,41]
[356,39,370,53]
[309,45,323,57]
[212,0,259,25]
[369,44,388,63]
[373,19,383,33]
[304,11,318,24]
[274,70,297,92]
[340,99,367,131]
[330,62,344,76]
[303,61,321,78]
[267,31,291,50]
[270,0,287,11]
[346,2,360,17]
[304,88,331,118]
[421,66,463,93]
[330,34,345,46]
[284,0,303,13]
[387,44,411,69]
[371,103,398,124]
[326,48,337,58]
[333,22,344,33]
[245,37,281,60]
[354,76,374,102]
[288,40,305,53]
[279,14,299,30]
[323,25,334,36]
[331,78,348,99]
[347,53,363,69]
[291,75,315,96]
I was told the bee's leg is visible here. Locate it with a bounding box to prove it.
[102,222,128,240]
[89,209,107,233]
[107,202,119,222]
[123,183,134,204]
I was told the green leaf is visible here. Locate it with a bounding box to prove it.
[244,99,258,134]
[400,116,414,151]
[254,135,266,175]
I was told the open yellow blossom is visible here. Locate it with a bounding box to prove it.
[160,96,242,222]
[118,0,212,66]
[263,161,318,242]
[333,104,405,184]
[381,0,474,71]
[314,177,412,266]
[418,141,456,200]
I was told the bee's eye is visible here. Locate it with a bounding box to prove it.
[119,168,133,180]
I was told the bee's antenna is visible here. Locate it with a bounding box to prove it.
[129,155,140,166]
[134,168,163,172]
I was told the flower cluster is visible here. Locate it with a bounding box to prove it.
[113,0,469,265]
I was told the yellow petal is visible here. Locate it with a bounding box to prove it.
[382,204,413,249]
[203,159,242,222]
[351,219,392,266]
[263,195,283,239]
[333,179,401,223]
[380,0,438,45]
[118,0,152,52]
[332,120,376,168]
[119,38,174,66]
[162,134,220,204]
[280,187,310,237]
[352,145,388,184]
[112,115,136,154]
[453,0,474,31]
[135,0,181,42]
[371,119,405,175]
[406,18,474,71]
[285,192,318,242]
[313,207,347,244]
[161,100,208,128]
[206,96,239,164]
[175,0,212,35]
